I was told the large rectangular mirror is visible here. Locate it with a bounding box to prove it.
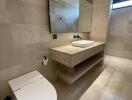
[49,0,93,33]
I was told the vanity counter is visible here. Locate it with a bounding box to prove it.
[51,42,104,55]
[50,42,105,68]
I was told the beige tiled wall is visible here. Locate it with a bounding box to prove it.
[0,0,89,99]
[106,7,132,59]
[79,0,93,32]
[90,0,111,42]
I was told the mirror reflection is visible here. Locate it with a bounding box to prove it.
[49,0,93,33]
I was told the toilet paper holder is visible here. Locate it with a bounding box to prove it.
[42,56,48,66]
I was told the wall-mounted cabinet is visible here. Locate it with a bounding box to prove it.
[50,42,105,84]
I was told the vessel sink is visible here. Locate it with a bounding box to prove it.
[72,40,95,47]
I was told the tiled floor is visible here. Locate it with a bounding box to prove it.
[52,55,132,100]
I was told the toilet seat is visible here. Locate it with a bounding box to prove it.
[14,78,57,100]
[9,71,57,100]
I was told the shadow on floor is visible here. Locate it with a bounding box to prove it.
[52,61,105,100]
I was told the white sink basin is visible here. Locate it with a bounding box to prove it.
[72,40,95,47]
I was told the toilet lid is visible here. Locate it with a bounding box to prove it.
[14,78,57,100]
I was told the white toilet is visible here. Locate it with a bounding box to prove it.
[8,70,57,100]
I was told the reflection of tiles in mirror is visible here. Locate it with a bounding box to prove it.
[52,55,132,100]
[49,0,79,33]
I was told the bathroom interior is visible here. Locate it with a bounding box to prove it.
[0,0,132,100]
